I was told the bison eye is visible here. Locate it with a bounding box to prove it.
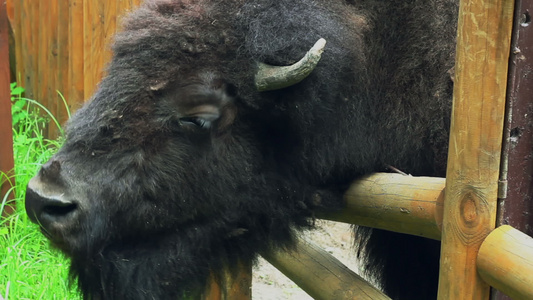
[179,116,211,129]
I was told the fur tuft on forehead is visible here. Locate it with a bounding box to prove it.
[110,0,240,84]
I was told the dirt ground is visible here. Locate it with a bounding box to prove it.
[251,220,364,299]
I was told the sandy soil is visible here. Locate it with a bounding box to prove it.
[251,220,364,299]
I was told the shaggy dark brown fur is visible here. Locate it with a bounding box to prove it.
[25,1,458,299]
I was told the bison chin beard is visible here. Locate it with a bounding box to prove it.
[68,218,267,300]
[70,232,210,299]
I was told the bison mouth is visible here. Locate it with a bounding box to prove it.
[38,226,69,249]
[37,218,80,250]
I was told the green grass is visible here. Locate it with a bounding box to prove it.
[1,83,80,300]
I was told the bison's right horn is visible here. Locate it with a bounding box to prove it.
[255,38,326,92]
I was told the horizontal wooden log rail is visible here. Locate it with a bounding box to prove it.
[268,174,533,300]
[477,225,533,300]
[317,173,445,240]
[261,236,390,300]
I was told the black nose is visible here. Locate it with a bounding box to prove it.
[25,187,78,224]
[25,159,78,225]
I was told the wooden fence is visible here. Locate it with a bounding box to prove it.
[5,0,533,299]
[1,1,15,217]
[7,0,143,138]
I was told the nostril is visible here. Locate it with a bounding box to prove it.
[25,187,78,224]
[43,200,78,217]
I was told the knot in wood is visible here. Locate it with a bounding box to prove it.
[459,191,481,228]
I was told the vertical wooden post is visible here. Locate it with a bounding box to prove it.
[437,0,514,299]
[0,0,15,217]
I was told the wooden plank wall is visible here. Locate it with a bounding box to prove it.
[1,0,15,217]
[7,0,142,137]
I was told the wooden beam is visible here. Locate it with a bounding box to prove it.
[0,0,15,217]
[477,225,533,299]
[437,0,514,299]
[318,173,445,240]
[262,236,390,300]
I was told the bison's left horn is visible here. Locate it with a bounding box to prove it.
[255,38,326,92]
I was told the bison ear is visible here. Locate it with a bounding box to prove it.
[175,74,237,132]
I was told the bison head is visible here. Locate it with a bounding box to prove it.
[24,1,328,298]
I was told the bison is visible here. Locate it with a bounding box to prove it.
[25,0,458,299]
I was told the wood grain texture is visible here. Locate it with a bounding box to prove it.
[103,0,117,70]
[11,0,144,122]
[317,173,445,240]
[56,0,70,128]
[37,0,50,119]
[83,0,101,99]
[262,236,390,300]
[19,1,38,98]
[46,0,59,138]
[437,0,515,299]
[68,0,85,109]
[477,225,533,299]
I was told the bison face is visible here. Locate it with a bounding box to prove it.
[24,31,324,258]
[25,70,241,256]
[23,1,328,296]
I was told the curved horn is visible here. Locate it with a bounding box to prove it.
[255,38,327,92]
